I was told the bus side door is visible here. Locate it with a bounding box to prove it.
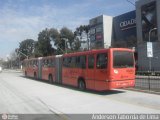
[95,53,108,90]
[86,54,95,89]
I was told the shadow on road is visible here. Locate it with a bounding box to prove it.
[20,75,125,95]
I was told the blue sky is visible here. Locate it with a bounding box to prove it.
[0,0,136,59]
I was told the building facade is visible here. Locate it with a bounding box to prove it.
[136,0,160,71]
[89,15,113,49]
[89,12,137,49]
[89,0,160,72]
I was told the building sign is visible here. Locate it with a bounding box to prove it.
[147,42,153,57]
[120,18,136,30]
[112,10,137,47]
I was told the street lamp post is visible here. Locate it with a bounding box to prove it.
[149,28,157,43]
[148,27,157,71]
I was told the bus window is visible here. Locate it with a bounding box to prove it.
[88,55,94,69]
[48,59,54,67]
[30,61,32,67]
[33,60,37,67]
[96,53,108,69]
[43,59,48,67]
[71,57,76,68]
[113,51,134,68]
[63,58,67,67]
[42,60,45,67]
[76,56,86,69]
[63,57,71,68]
[51,58,55,67]
[67,57,71,68]
[80,56,86,69]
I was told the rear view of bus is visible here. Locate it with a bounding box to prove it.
[108,48,135,89]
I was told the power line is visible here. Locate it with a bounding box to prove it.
[126,0,135,6]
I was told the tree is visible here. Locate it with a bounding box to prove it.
[75,25,90,50]
[49,28,60,45]
[36,28,55,56]
[33,41,42,57]
[18,39,35,60]
[60,27,74,51]
[49,28,62,54]
[72,37,81,51]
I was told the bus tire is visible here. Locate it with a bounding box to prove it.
[25,71,27,76]
[78,79,86,91]
[34,72,37,79]
[49,74,53,84]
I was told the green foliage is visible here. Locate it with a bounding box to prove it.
[75,25,90,50]
[75,25,89,36]
[49,28,63,54]
[19,39,35,60]
[36,28,55,56]
[18,25,89,58]
[60,27,74,49]
[73,37,81,51]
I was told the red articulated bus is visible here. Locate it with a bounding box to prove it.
[41,56,56,83]
[23,48,135,91]
[23,58,38,78]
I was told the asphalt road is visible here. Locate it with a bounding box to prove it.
[0,70,160,115]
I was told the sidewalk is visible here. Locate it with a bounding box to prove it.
[124,87,160,95]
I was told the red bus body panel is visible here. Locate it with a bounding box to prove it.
[41,56,56,81]
[108,48,135,89]
[23,58,38,78]
[62,48,135,91]
[23,48,135,91]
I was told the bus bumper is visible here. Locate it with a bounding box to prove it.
[107,80,135,90]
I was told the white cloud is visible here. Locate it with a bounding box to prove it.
[0,0,134,58]
[0,1,91,58]
[0,2,90,43]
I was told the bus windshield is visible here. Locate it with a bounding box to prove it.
[113,51,134,68]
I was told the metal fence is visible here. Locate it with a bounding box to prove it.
[136,76,160,92]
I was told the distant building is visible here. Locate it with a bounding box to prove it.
[89,0,160,72]
[89,12,137,49]
[89,15,113,49]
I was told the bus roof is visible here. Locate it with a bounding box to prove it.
[63,48,133,57]
[23,48,133,60]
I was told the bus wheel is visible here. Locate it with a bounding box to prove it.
[78,80,86,91]
[34,72,37,79]
[49,75,53,84]
[25,71,27,76]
